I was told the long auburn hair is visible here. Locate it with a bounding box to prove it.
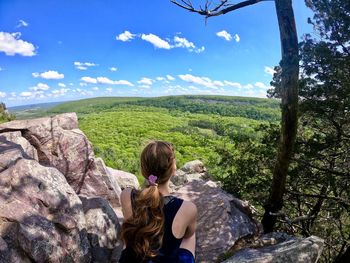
[121,140,176,259]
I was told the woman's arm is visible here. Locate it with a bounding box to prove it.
[120,188,133,220]
[182,201,197,239]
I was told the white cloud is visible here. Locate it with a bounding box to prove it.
[0,32,36,56]
[58,82,66,88]
[20,91,33,97]
[0,92,6,98]
[17,20,29,28]
[117,32,204,53]
[195,46,205,53]
[178,74,223,89]
[156,76,165,81]
[243,84,254,89]
[10,92,16,97]
[166,75,175,81]
[29,82,50,91]
[97,77,114,85]
[80,82,88,87]
[138,84,151,89]
[110,67,118,72]
[137,77,153,86]
[255,82,271,90]
[51,88,69,96]
[81,76,133,86]
[91,87,99,91]
[174,36,195,49]
[216,30,232,41]
[141,33,171,49]
[81,76,97,84]
[116,31,136,42]
[74,61,97,70]
[234,34,240,42]
[224,81,242,89]
[0,67,2,71]
[106,88,113,92]
[77,66,87,70]
[173,36,204,53]
[32,70,64,79]
[264,66,276,76]
[213,80,224,87]
[114,80,133,86]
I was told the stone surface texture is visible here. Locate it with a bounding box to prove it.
[223,235,324,263]
[0,158,91,263]
[171,160,211,188]
[0,113,121,208]
[107,167,140,190]
[174,179,261,263]
[80,196,123,263]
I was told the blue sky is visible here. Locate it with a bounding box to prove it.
[0,0,313,107]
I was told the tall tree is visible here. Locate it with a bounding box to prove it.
[171,0,299,232]
[268,1,350,261]
[0,102,15,124]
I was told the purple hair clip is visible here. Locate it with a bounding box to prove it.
[148,174,158,186]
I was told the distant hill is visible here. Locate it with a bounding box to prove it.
[9,101,65,119]
[48,95,281,121]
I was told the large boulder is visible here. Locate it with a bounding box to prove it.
[107,167,140,190]
[174,179,261,263]
[80,196,124,263]
[223,234,324,263]
[0,131,38,172]
[0,158,91,263]
[0,113,121,208]
[171,160,211,188]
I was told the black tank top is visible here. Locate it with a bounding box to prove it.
[119,190,184,263]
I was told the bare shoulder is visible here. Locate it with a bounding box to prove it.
[181,200,198,219]
[120,188,133,220]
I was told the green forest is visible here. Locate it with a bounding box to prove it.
[47,96,277,181]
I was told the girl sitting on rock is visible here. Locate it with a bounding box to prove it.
[119,140,197,263]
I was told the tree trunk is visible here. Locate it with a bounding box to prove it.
[261,0,299,233]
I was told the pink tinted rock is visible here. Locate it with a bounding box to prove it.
[0,131,38,172]
[174,180,261,263]
[0,113,121,207]
[80,196,123,262]
[106,167,140,190]
[0,158,91,263]
[223,234,324,263]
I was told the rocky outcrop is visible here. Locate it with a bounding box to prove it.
[80,196,123,263]
[223,234,324,263]
[171,159,211,187]
[0,113,122,263]
[173,161,261,263]
[107,167,140,190]
[173,160,324,263]
[0,113,121,208]
[0,157,91,262]
[0,131,38,172]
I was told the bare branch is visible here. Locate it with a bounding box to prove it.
[269,211,316,224]
[171,0,273,18]
[296,158,350,177]
[211,0,229,12]
[287,191,350,207]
